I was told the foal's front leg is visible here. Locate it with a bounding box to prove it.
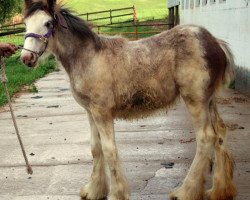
[91,107,130,200]
[80,112,109,199]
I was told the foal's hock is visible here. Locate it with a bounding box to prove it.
[21,0,236,200]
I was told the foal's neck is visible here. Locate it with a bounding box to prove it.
[51,29,99,74]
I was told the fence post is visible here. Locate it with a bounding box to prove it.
[135,23,139,40]
[110,9,112,25]
[87,13,89,21]
[133,5,137,25]
[97,26,100,34]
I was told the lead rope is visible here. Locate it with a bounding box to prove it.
[0,57,33,175]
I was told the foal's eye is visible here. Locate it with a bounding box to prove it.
[45,21,53,29]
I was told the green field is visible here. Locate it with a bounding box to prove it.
[66,0,168,21]
[0,55,56,107]
[0,34,24,46]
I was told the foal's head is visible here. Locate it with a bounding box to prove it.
[21,0,58,67]
[21,0,99,68]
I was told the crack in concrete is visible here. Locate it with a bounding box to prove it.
[141,167,162,192]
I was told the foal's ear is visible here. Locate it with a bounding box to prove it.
[24,0,33,8]
[47,0,57,13]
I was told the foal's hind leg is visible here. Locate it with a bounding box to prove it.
[206,100,237,200]
[80,112,109,199]
[170,98,215,200]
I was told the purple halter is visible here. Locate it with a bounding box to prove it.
[25,27,55,43]
[23,25,55,57]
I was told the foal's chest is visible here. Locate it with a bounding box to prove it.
[70,78,91,108]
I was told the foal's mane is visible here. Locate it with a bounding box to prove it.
[60,8,101,49]
[24,1,101,49]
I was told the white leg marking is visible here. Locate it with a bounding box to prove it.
[91,108,130,200]
[80,112,109,199]
[171,101,215,200]
[206,101,237,200]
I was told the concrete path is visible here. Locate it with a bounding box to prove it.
[0,69,249,200]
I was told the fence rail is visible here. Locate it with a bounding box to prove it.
[79,6,134,16]
[97,23,170,28]
[78,6,136,25]
[0,22,24,29]
[0,29,25,37]
[96,23,170,40]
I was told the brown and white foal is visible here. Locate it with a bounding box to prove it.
[21,1,237,200]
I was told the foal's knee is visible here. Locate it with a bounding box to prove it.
[197,125,216,147]
[91,143,103,158]
[101,140,118,162]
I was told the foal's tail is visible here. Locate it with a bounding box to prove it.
[217,39,235,87]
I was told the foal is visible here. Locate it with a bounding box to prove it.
[21,1,236,200]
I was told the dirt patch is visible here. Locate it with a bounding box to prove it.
[0,107,7,113]
[216,96,248,105]
[13,86,30,98]
[233,97,248,103]
[161,162,175,169]
[216,97,231,105]
[180,138,196,144]
[226,123,245,131]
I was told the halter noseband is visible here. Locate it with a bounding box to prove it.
[25,26,55,43]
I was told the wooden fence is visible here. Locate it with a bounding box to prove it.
[79,6,136,25]
[0,5,174,41]
[96,23,171,40]
[0,6,137,37]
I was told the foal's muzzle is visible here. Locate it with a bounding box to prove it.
[21,52,38,68]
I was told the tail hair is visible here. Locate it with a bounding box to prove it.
[217,39,235,87]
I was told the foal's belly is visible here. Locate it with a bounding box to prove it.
[113,79,179,119]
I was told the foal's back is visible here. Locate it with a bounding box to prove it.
[107,25,226,119]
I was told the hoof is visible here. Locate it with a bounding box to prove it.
[169,192,184,200]
[108,195,129,200]
[170,186,204,200]
[170,196,179,200]
[80,182,108,200]
[108,190,130,200]
[206,187,237,200]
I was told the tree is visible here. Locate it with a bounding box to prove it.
[0,0,22,25]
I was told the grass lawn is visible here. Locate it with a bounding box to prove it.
[0,55,56,107]
[0,34,24,46]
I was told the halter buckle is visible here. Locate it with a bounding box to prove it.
[39,37,48,43]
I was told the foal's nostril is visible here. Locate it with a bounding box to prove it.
[30,53,37,63]
[21,56,27,64]
[21,53,35,66]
